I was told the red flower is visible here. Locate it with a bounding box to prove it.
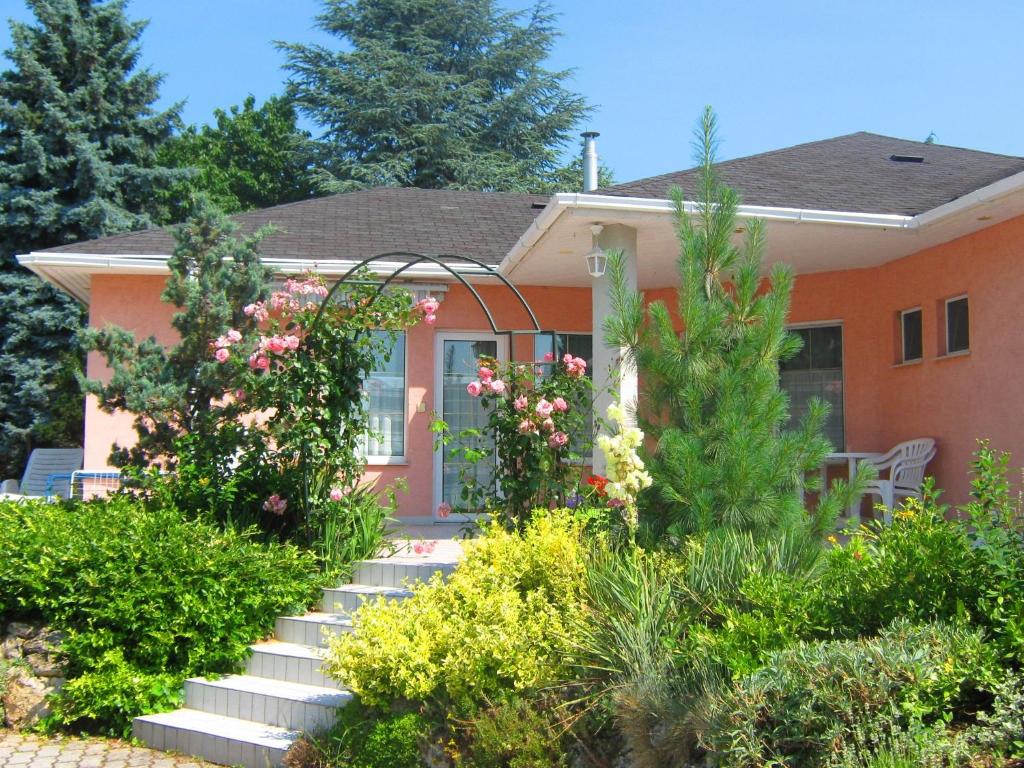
[587,474,609,497]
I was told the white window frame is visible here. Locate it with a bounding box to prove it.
[364,330,408,466]
[783,321,847,451]
[900,307,923,363]
[944,294,970,356]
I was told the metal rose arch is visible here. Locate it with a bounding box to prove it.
[307,251,547,340]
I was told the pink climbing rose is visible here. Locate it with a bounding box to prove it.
[436,502,452,519]
[329,487,344,502]
[263,494,287,515]
[226,329,243,343]
[552,397,568,412]
[543,352,555,362]
[466,381,483,397]
[541,417,555,433]
[535,398,554,418]
[478,366,494,381]
[214,347,230,363]
[513,394,528,411]
[548,431,569,449]
[518,419,536,434]
[489,379,506,395]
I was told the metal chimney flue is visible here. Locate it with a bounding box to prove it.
[581,131,600,192]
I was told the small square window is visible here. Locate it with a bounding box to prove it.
[946,296,969,354]
[901,308,922,362]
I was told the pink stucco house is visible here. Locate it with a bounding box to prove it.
[19,131,1024,516]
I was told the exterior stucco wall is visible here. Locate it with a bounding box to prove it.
[82,215,1024,514]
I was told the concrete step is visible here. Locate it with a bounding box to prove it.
[275,613,354,647]
[184,674,351,732]
[352,557,456,588]
[322,584,413,614]
[133,708,298,768]
[244,641,336,690]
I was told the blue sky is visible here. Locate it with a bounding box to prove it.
[3,0,1023,183]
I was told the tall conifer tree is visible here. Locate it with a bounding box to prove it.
[0,0,182,476]
[605,108,850,543]
[279,0,591,192]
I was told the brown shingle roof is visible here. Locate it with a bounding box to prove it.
[598,132,1024,216]
[40,187,549,265]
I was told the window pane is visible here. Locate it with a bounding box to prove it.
[810,326,843,369]
[780,325,844,450]
[902,309,922,361]
[364,331,405,457]
[441,339,498,508]
[536,333,594,456]
[947,297,969,354]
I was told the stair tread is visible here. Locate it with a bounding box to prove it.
[279,612,353,626]
[326,584,413,595]
[187,674,350,703]
[136,708,300,748]
[250,640,324,659]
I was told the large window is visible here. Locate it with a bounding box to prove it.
[362,331,406,459]
[536,333,593,456]
[780,324,844,450]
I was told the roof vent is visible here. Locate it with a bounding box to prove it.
[890,154,924,163]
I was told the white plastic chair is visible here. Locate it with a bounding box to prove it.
[1,448,84,498]
[860,438,936,522]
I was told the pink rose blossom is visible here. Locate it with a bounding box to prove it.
[436,502,452,519]
[284,335,301,350]
[263,494,287,515]
[513,394,528,411]
[535,398,554,418]
[329,487,344,502]
[265,336,288,355]
[215,335,231,349]
[563,353,574,365]
[518,419,536,434]
[541,417,555,433]
[214,347,230,363]
[466,381,483,397]
[543,352,555,362]
[243,304,258,317]
[234,388,246,401]
[424,313,436,325]
[552,397,569,412]
[489,379,506,395]
[418,297,440,315]
[226,329,243,343]
[249,353,270,371]
[478,366,494,382]
[548,431,569,449]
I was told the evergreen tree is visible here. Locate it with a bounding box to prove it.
[0,0,182,477]
[82,202,273,470]
[605,108,851,543]
[157,95,319,221]
[278,0,591,192]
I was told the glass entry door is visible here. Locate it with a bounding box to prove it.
[434,335,503,517]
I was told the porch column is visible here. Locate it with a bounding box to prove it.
[591,223,639,474]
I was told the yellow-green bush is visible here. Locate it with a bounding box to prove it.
[324,511,586,710]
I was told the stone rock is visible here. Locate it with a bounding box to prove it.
[25,652,64,678]
[0,636,22,660]
[5,622,35,640]
[22,629,65,655]
[2,666,56,729]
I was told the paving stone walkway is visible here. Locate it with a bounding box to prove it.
[0,730,214,767]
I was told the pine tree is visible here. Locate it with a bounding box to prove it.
[157,95,319,221]
[0,0,183,477]
[278,0,591,192]
[605,108,848,543]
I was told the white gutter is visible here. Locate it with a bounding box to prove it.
[911,169,1024,228]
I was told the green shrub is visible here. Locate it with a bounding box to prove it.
[703,620,995,768]
[456,697,568,768]
[325,511,586,711]
[304,699,426,768]
[0,496,321,734]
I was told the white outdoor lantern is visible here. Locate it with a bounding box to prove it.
[585,223,607,278]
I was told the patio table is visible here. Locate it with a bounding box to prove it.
[824,451,883,519]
